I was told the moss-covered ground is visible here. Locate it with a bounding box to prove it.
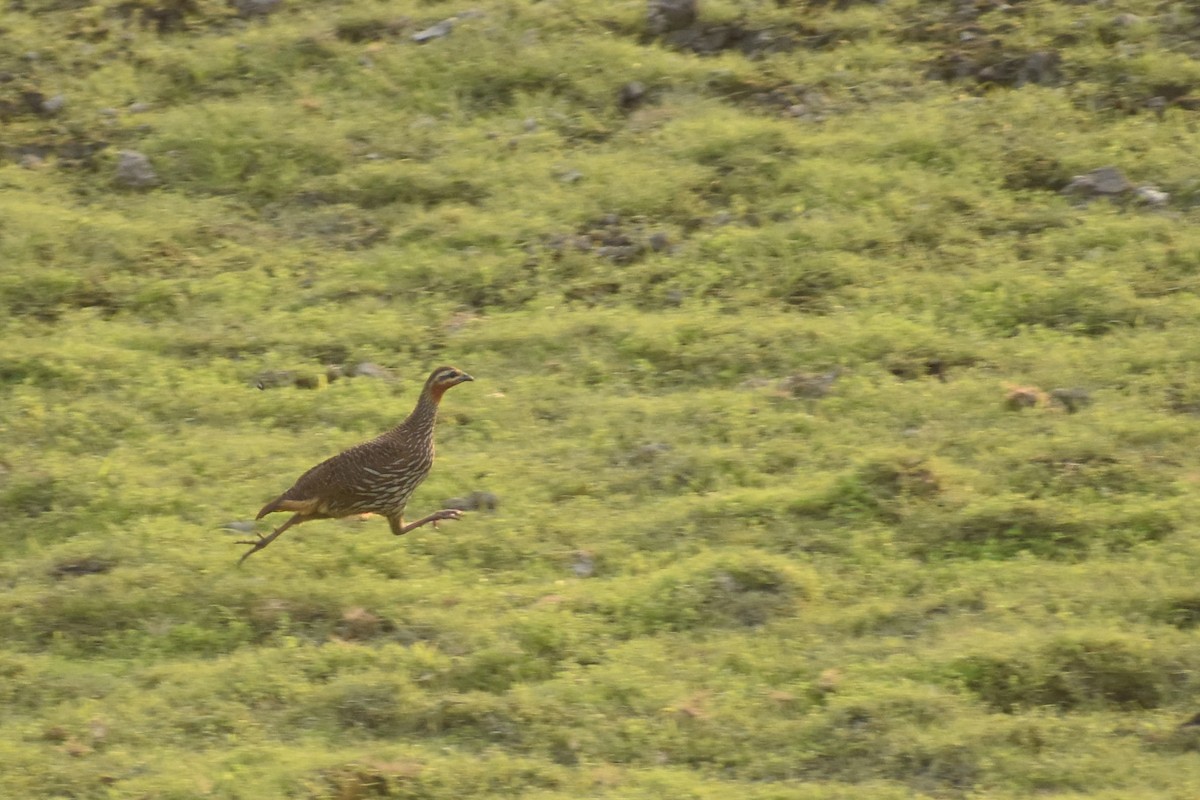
[6,0,1200,796]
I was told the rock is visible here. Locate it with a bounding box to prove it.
[19,153,43,169]
[558,169,584,184]
[443,490,498,512]
[572,550,596,578]
[648,231,671,252]
[50,557,114,580]
[1049,387,1092,413]
[114,150,158,188]
[779,368,841,399]
[1016,51,1060,86]
[647,0,697,35]
[617,81,647,111]
[231,0,281,17]
[1134,185,1169,207]
[41,94,65,115]
[630,442,671,464]
[337,607,388,640]
[412,18,454,43]
[128,101,152,114]
[253,370,319,390]
[1148,96,1167,119]
[1004,385,1046,410]
[219,520,258,534]
[1062,166,1132,198]
[1113,12,1143,26]
[348,362,393,380]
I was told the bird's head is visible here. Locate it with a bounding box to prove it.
[426,365,474,400]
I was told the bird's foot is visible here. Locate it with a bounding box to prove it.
[235,533,270,565]
[430,508,464,530]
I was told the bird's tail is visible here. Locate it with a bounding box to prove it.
[256,496,284,520]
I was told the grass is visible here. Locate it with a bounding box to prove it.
[6,0,1200,796]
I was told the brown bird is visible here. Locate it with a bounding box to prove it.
[238,365,474,565]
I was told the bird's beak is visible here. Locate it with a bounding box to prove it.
[458,373,474,383]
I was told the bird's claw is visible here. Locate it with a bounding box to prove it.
[431,509,465,529]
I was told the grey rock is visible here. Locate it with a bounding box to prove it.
[779,368,841,399]
[412,18,454,43]
[618,81,647,111]
[41,94,66,115]
[114,150,158,188]
[348,362,394,380]
[220,520,258,534]
[572,551,596,578]
[648,231,671,252]
[1062,166,1131,197]
[231,0,281,16]
[50,557,114,580]
[630,442,671,464]
[1134,185,1169,206]
[128,102,152,114]
[253,370,318,390]
[443,490,499,512]
[647,0,697,35]
[1049,387,1092,413]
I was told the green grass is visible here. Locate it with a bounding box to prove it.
[6,0,1200,796]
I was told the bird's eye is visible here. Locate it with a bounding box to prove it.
[444,370,458,379]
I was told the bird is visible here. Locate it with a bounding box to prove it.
[238,365,474,565]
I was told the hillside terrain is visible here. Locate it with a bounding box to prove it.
[5,0,1200,797]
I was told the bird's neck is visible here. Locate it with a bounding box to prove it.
[399,387,441,436]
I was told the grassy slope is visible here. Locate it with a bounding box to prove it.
[5,0,1200,796]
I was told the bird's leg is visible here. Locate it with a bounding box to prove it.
[237,513,307,566]
[388,509,464,536]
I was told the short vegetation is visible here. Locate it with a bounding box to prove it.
[5,0,1200,796]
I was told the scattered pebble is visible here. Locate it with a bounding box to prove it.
[114,150,158,188]
[443,490,499,512]
[412,19,454,43]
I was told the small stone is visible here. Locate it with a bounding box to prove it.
[337,607,385,640]
[572,550,596,578]
[1134,185,1169,206]
[1004,385,1045,410]
[617,81,647,111]
[19,153,44,169]
[220,521,258,534]
[348,362,393,380]
[1148,96,1167,119]
[648,231,670,251]
[647,0,697,35]
[443,491,499,512]
[558,169,584,184]
[41,94,66,115]
[114,150,158,188]
[523,117,539,132]
[1062,166,1131,198]
[412,19,454,43]
[630,442,671,464]
[1050,387,1092,413]
[50,557,115,580]
[779,368,841,399]
[128,102,152,114]
[231,0,281,17]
